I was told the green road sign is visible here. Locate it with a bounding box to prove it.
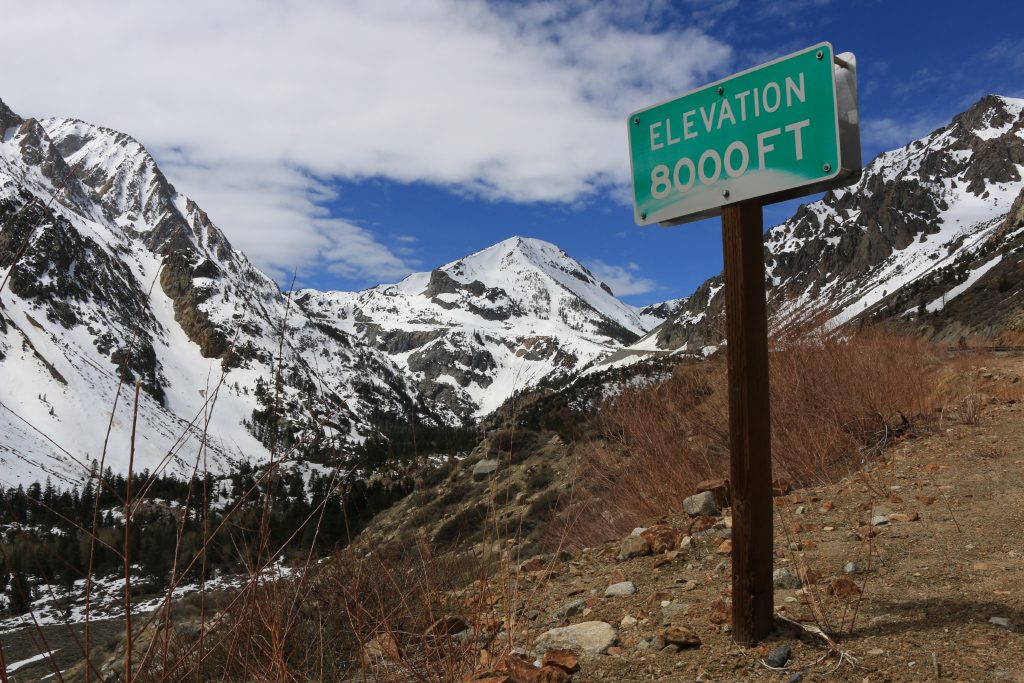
[628,42,860,226]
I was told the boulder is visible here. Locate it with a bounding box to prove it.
[603,581,636,597]
[683,491,720,517]
[551,599,586,620]
[773,567,803,589]
[695,478,731,507]
[542,649,580,673]
[473,459,499,480]
[663,625,701,649]
[640,524,682,554]
[618,535,651,560]
[534,621,617,657]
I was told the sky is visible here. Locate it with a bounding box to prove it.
[2,0,1023,306]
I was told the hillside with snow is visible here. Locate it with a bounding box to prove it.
[0,99,421,485]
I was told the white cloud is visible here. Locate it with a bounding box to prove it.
[862,115,945,151]
[586,259,657,297]
[0,0,731,285]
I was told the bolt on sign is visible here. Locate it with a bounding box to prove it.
[628,42,860,225]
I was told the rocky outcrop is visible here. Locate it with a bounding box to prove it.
[0,98,23,133]
[159,248,230,359]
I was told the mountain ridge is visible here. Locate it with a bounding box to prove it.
[633,94,1024,357]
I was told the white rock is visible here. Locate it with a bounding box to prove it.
[604,581,636,597]
[534,621,617,656]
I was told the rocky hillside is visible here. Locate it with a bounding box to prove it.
[299,237,651,420]
[639,94,1024,354]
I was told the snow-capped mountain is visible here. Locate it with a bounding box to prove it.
[299,237,651,419]
[5,91,1023,485]
[638,94,1024,354]
[0,99,422,485]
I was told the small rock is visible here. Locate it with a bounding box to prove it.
[795,505,807,515]
[606,646,623,656]
[473,459,499,480]
[773,567,802,589]
[765,644,791,667]
[542,649,580,673]
[525,609,539,621]
[989,616,1011,628]
[867,648,884,656]
[679,535,694,550]
[620,615,638,628]
[663,624,702,649]
[604,581,636,597]
[426,615,470,639]
[519,556,548,573]
[695,478,731,506]
[688,515,717,534]
[870,515,890,526]
[534,621,618,656]
[889,511,920,523]
[618,535,652,561]
[661,643,680,654]
[552,599,586,620]
[364,632,401,662]
[630,527,646,537]
[608,569,626,584]
[786,674,804,683]
[683,491,721,517]
[844,562,858,574]
[716,539,732,555]
[641,524,682,554]
[828,576,862,598]
[772,479,793,496]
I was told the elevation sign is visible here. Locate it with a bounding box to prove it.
[628,42,860,226]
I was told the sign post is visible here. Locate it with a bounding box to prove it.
[627,42,860,644]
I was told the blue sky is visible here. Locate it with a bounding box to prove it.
[2,1,1023,305]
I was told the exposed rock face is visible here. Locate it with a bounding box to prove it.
[158,249,229,359]
[637,94,1024,352]
[0,98,22,132]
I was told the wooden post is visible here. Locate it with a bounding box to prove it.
[721,199,774,645]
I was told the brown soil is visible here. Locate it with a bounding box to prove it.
[506,354,1024,682]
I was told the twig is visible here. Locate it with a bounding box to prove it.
[776,614,859,666]
[124,379,142,680]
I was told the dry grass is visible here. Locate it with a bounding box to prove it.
[562,327,941,545]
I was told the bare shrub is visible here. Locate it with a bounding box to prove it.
[563,327,939,545]
[958,393,983,425]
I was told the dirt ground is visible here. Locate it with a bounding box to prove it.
[504,353,1024,682]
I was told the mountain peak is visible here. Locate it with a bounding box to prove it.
[952,93,1024,138]
[0,98,22,134]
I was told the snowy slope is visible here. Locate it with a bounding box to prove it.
[300,237,652,418]
[636,94,1024,354]
[0,101,421,485]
